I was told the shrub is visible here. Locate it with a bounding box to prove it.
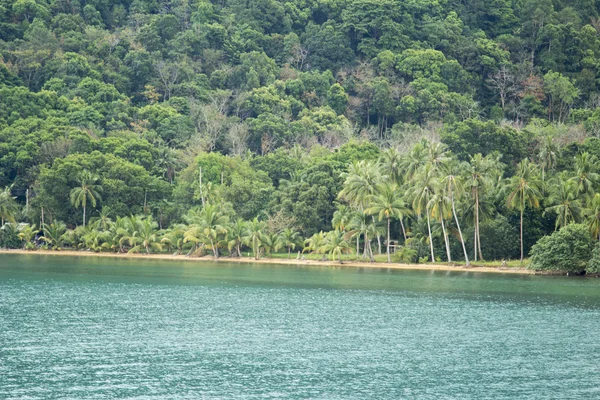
[0,224,22,249]
[529,224,594,274]
[587,243,600,274]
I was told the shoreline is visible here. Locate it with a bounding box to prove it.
[0,249,533,275]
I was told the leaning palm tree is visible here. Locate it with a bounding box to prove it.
[70,170,102,227]
[428,190,452,262]
[346,212,375,261]
[0,186,19,226]
[365,184,410,263]
[40,221,67,250]
[442,163,470,265]
[505,159,542,262]
[320,230,353,263]
[279,228,301,258]
[545,174,581,231]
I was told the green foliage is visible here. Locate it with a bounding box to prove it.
[529,224,594,273]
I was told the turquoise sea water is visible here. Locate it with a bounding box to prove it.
[1,254,600,399]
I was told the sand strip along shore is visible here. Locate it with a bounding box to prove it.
[0,249,533,275]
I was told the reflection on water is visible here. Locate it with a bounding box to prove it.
[1,254,599,399]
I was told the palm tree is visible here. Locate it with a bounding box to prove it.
[304,231,327,260]
[586,193,600,241]
[244,218,266,260]
[279,228,301,258]
[569,152,599,198]
[161,224,187,254]
[321,230,352,263]
[0,186,19,226]
[185,205,229,258]
[466,153,502,261]
[545,174,581,231]
[83,228,108,252]
[346,212,375,261]
[339,161,383,209]
[261,231,281,258]
[408,163,438,262]
[70,170,102,227]
[40,221,67,250]
[538,134,559,183]
[380,147,403,185]
[126,216,163,254]
[442,164,470,265]
[428,190,452,262]
[365,184,410,263]
[90,208,112,231]
[227,219,246,257]
[17,224,39,250]
[506,159,542,262]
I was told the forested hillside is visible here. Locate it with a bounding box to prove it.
[2,0,600,268]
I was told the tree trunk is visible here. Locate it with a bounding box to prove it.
[426,211,435,263]
[440,216,451,262]
[400,218,407,242]
[288,247,291,259]
[83,205,86,227]
[356,235,360,259]
[386,217,391,263]
[474,189,479,261]
[520,204,524,262]
[451,194,469,266]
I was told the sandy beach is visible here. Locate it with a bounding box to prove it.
[0,249,533,274]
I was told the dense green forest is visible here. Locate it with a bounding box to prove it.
[2,0,600,271]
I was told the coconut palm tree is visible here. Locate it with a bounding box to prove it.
[586,193,600,241]
[380,147,403,185]
[346,212,375,261]
[428,190,452,262]
[321,230,352,263]
[161,224,187,254]
[226,218,246,257]
[442,163,470,265]
[408,163,439,262]
[126,216,163,254]
[17,224,39,250]
[569,152,599,198]
[279,228,301,258]
[185,205,229,258]
[70,170,102,227]
[538,134,560,183]
[365,184,410,262]
[261,231,281,258]
[466,153,502,261]
[40,221,67,250]
[304,231,327,260]
[545,174,581,231]
[506,159,542,262]
[90,208,112,231]
[0,186,19,226]
[244,218,266,260]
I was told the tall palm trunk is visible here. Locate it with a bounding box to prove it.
[400,218,407,242]
[451,190,469,266]
[356,235,360,259]
[440,216,451,262]
[520,202,524,262]
[83,205,86,227]
[386,216,391,263]
[426,211,435,263]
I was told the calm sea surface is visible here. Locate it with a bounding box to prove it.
[1,254,600,399]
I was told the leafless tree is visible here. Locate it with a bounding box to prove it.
[488,65,516,110]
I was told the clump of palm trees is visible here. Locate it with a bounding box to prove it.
[6,138,600,267]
